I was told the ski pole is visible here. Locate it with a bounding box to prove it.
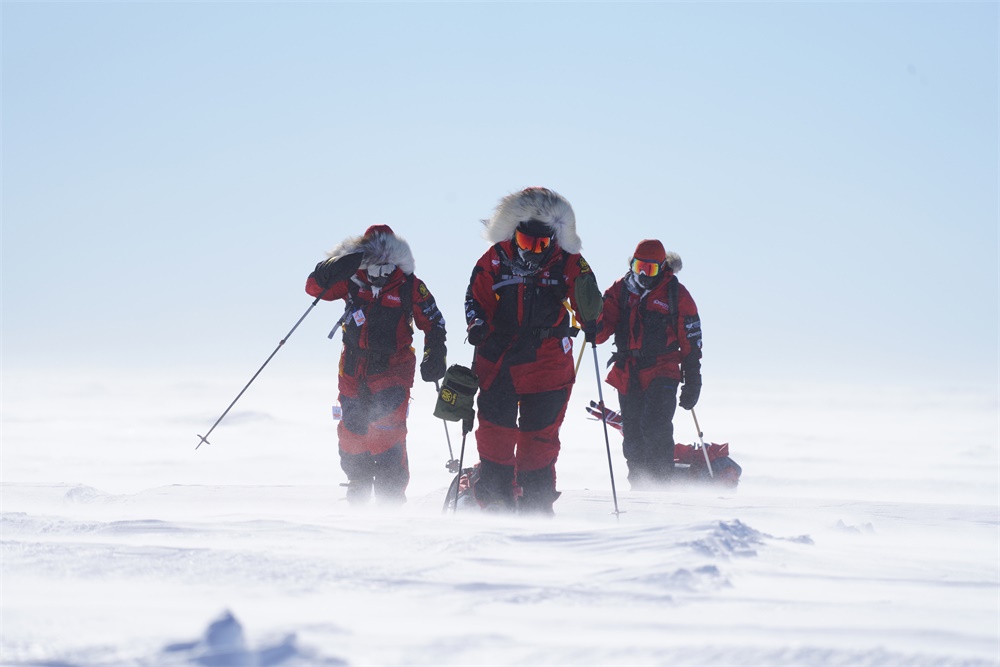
[196,293,327,450]
[574,340,586,375]
[453,419,472,514]
[591,343,620,519]
[435,380,459,472]
[690,408,714,479]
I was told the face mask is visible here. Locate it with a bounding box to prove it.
[515,247,546,273]
[634,273,660,290]
[367,264,395,287]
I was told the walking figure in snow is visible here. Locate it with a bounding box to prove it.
[594,239,703,490]
[464,187,602,515]
[306,225,447,505]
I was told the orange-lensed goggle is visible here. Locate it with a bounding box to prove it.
[514,229,553,254]
[630,258,662,277]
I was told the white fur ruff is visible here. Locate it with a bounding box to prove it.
[326,230,416,276]
[482,187,582,254]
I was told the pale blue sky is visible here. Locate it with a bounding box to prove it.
[3,2,997,389]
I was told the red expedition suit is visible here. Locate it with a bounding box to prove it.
[464,187,602,514]
[596,257,702,488]
[306,226,446,504]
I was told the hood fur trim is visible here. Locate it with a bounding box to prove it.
[326,228,416,276]
[482,187,582,254]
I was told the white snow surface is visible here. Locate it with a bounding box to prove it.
[2,369,998,666]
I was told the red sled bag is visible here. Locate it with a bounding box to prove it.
[586,400,742,489]
[673,442,742,488]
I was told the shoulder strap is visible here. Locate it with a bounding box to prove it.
[615,275,631,345]
[402,274,414,319]
[492,248,567,290]
[667,276,680,350]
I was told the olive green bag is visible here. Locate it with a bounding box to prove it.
[434,365,479,423]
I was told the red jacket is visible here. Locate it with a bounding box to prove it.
[595,271,702,394]
[465,240,601,393]
[306,269,446,394]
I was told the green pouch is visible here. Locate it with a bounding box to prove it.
[434,365,479,423]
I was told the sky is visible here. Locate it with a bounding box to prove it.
[2,1,997,392]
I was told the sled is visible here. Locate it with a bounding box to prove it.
[586,400,742,489]
[673,441,742,488]
[442,463,483,513]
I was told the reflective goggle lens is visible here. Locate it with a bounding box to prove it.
[514,229,553,254]
[630,258,661,277]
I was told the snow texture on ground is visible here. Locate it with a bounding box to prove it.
[2,370,998,666]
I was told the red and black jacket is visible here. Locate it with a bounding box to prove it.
[465,240,601,393]
[595,270,702,394]
[306,269,446,394]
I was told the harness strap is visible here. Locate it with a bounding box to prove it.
[535,326,580,340]
[492,275,562,290]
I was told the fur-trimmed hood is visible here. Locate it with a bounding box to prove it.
[325,225,416,276]
[482,187,582,254]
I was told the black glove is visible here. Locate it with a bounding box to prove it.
[311,251,364,290]
[678,375,701,410]
[420,346,447,383]
[466,319,488,346]
[581,320,598,344]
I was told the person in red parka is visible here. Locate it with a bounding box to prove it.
[594,239,702,489]
[306,225,447,505]
[465,187,603,515]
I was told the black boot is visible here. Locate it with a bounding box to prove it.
[340,449,376,505]
[626,460,651,491]
[517,464,560,516]
[647,442,676,488]
[473,459,516,512]
[345,477,373,505]
[373,443,409,505]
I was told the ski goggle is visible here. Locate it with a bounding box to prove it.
[630,258,662,277]
[514,229,553,254]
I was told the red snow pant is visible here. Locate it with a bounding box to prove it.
[474,368,569,512]
[337,382,410,502]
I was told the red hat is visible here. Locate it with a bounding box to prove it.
[364,225,395,237]
[633,239,666,263]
